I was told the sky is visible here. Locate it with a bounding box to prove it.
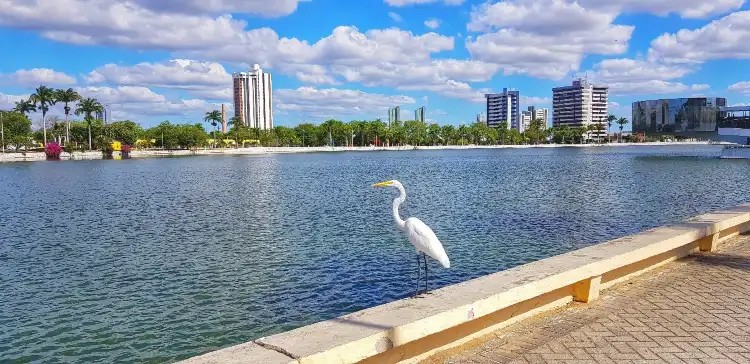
[1,0,750,130]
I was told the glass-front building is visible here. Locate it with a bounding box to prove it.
[632,97,727,133]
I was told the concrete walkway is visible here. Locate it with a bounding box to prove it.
[425,234,750,364]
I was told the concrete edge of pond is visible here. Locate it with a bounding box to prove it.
[179,203,750,364]
[0,142,720,163]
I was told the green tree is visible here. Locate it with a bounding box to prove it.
[0,111,32,150]
[440,124,455,145]
[294,123,318,147]
[551,125,572,144]
[56,88,81,145]
[30,85,57,146]
[457,124,469,145]
[495,121,509,145]
[526,119,546,145]
[13,99,36,116]
[176,124,208,149]
[228,116,242,128]
[203,110,222,147]
[427,123,441,145]
[507,128,523,145]
[606,114,617,143]
[616,117,629,143]
[403,120,427,146]
[368,119,387,146]
[75,97,104,150]
[105,120,144,145]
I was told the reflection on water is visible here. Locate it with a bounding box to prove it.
[1,145,748,363]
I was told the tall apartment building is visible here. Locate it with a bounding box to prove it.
[414,106,425,123]
[552,79,608,140]
[233,64,273,130]
[388,106,401,126]
[476,112,486,124]
[520,111,532,133]
[535,108,549,128]
[486,88,520,130]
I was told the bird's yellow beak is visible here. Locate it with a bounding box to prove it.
[372,181,393,187]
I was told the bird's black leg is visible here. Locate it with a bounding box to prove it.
[423,252,429,293]
[414,254,422,297]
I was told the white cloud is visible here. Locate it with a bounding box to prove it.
[388,12,403,23]
[77,86,166,104]
[86,59,230,88]
[400,80,490,103]
[275,87,416,118]
[130,0,306,17]
[333,60,498,87]
[1,68,77,86]
[587,58,694,83]
[606,80,711,95]
[468,0,613,34]
[385,0,465,6]
[579,58,706,96]
[465,1,633,80]
[729,81,750,94]
[649,11,750,64]
[424,19,440,29]
[609,101,621,109]
[0,92,29,110]
[520,96,551,106]
[579,0,744,19]
[0,1,455,71]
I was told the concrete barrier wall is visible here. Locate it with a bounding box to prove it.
[180,204,750,364]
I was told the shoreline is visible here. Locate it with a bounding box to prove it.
[0,141,726,163]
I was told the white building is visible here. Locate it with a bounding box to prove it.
[552,79,608,140]
[233,64,273,130]
[535,108,549,128]
[520,111,532,133]
[476,112,486,124]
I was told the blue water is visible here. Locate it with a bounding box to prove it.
[1,146,748,363]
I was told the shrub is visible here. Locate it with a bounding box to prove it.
[45,142,63,159]
[121,144,132,153]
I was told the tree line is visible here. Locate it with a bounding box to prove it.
[1,84,634,152]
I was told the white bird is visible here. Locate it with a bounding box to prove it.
[372,180,450,296]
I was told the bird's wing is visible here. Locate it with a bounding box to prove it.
[406,217,450,268]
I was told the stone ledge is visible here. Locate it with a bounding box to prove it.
[182,203,750,364]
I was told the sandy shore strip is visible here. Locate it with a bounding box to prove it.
[0,142,725,163]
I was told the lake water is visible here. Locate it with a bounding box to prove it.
[1,145,749,363]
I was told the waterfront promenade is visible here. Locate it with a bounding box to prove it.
[0,142,719,163]
[428,234,750,364]
[181,204,750,364]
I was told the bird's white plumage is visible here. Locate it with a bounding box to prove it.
[374,179,451,269]
[405,217,450,268]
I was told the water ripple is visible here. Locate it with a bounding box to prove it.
[1,146,748,363]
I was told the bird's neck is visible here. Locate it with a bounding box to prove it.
[392,185,406,230]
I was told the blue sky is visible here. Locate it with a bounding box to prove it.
[1,0,750,131]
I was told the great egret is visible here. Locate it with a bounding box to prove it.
[373,180,450,296]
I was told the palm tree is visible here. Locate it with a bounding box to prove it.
[14,99,37,116]
[30,85,57,145]
[228,116,242,128]
[204,110,222,147]
[617,117,629,143]
[607,114,617,143]
[56,88,81,145]
[75,98,103,150]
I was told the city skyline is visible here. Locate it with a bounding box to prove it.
[0,1,749,129]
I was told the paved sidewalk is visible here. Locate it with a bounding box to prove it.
[425,234,750,364]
